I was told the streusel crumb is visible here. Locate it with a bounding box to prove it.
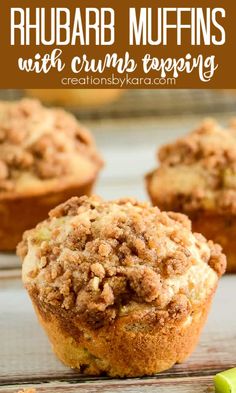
[149,119,236,214]
[19,196,226,328]
[0,99,102,193]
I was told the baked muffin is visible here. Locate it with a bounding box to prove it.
[146,119,236,272]
[0,99,103,251]
[18,195,226,377]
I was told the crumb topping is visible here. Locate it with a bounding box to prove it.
[18,196,226,328]
[149,119,236,214]
[0,99,102,195]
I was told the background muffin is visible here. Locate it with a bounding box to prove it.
[146,119,236,272]
[18,196,226,377]
[0,99,103,251]
[26,89,123,107]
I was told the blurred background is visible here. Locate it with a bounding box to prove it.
[1,89,236,120]
[1,89,236,202]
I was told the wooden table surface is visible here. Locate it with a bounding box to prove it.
[0,113,236,392]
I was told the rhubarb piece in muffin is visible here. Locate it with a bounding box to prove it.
[146,119,236,272]
[18,195,226,377]
[0,99,103,250]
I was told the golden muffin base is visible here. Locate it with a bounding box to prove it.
[0,177,96,251]
[29,289,215,378]
[187,212,236,273]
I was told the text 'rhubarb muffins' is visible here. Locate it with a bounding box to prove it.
[0,99,103,250]
[146,119,236,272]
[18,196,226,377]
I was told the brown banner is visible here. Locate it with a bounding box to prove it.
[0,0,235,88]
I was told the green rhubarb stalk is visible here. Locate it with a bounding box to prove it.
[214,368,236,393]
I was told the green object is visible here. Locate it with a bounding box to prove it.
[214,368,236,393]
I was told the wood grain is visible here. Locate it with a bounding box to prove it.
[0,376,215,393]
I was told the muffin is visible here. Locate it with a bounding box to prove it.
[0,99,103,251]
[146,119,236,272]
[18,195,226,377]
[26,89,123,107]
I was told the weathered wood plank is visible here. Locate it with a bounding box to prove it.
[0,269,20,279]
[0,254,19,270]
[0,375,215,393]
[0,274,235,384]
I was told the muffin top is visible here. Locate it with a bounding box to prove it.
[148,119,236,214]
[18,196,226,328]
[0,99,103,196]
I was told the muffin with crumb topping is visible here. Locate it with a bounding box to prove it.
[146,119,236,272]
[18,195,226,377]
[0,99,103,250]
